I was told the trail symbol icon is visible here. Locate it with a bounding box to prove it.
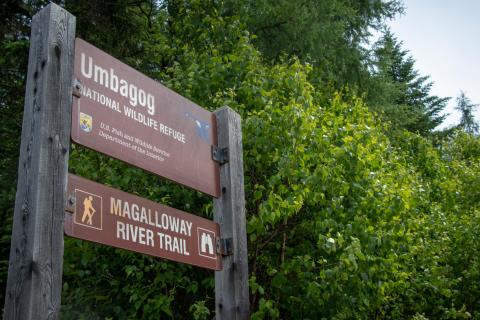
[201,232,214,255]
[81,195,96,225]
[74,189,102,230]
[197,228,217,259]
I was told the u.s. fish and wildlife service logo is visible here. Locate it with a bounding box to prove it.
[79,112,93,133]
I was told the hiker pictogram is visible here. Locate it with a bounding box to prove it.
[81,195,96,225]
[74,189,102,230]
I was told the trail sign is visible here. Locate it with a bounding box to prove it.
[5,4,248,317]
[71,38,220,197]
[65,174,222,270]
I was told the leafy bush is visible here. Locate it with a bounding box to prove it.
[1,1,478,319]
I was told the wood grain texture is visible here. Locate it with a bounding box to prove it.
[3,3,75,319]
[213,107,250,320]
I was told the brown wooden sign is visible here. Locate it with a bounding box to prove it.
[64,174,222,270]
[71,38,220,197]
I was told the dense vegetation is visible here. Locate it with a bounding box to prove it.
[1,0,479,319]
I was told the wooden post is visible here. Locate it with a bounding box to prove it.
[213,107,249,319]
[3,3,75,319]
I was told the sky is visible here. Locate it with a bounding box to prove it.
[387,0,480,129]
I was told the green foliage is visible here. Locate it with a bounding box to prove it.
[225,0,403,86]
[243,73,422,318]
[241,70,479,318]
[0,0,479,319]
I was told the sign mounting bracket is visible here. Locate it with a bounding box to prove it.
[212,146,229,165]
[65,192,76,213]
[217,237,233,256]
[72,78,82,98]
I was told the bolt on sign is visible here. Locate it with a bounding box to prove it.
[71,38,220,197]
[64,174,222,270]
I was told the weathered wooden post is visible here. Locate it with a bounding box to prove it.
[3,3,75,319]
[213,107,250,319]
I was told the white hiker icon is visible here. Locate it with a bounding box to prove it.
[200,232,214,255]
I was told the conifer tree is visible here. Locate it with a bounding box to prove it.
[455,91,479,134]
[370,31,448,135]
[223,0,403,87]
